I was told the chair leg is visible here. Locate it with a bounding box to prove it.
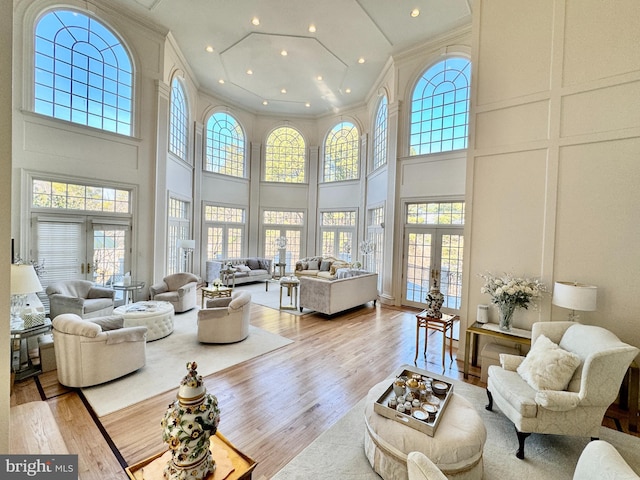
[516,430,531,459]
[485,389,493,411]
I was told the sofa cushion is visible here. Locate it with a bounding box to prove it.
[308,260,320,270]
[236,265,251,272]
[517,334,581,391]
[246,258,260,270]
[258,259,270,270]
[320,260,332,272]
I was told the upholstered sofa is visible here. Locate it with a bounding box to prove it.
[52,313,147,387]
[294,255,350,279]
[206,257,272,286]
[46,280,115,320]
[299,272,378,315]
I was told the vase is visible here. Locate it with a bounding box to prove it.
[425,286,445,319]
[498,304,516,331]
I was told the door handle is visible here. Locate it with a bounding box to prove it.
[81,263,85,274]
[87,262,92,274]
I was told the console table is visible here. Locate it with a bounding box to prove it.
[463,321,531,379]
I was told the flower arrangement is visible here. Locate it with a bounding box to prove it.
[274,236,288,249]
[479,272,546,330]
[212,278,223,289]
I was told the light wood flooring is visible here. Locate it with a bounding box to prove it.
[10,300,639,480]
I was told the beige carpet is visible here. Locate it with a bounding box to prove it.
[272,378,640,479]
[81,307,292,417]
[234,281,309,316]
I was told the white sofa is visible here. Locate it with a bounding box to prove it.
[294,255,349,279]
[299,273,378,315]
[206,257,272,286]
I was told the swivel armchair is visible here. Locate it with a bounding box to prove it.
[197,290,251,343]
[46,280,115,320]
[149,272,198,313]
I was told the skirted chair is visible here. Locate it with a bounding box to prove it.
[486,321,639,459]
[197,290,251,343]
[46,280,115,320]
[149,272,199,313]
[52,313,147,388]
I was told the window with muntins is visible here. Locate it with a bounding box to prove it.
[372,96,388,170]
[320,211,356,261]
[204,205,245,259]
[34,10,133,135]
[263,210,304,266]
[32,179,131,213]
[410,57,470,155]
[324,122,359,182]
[265,127,306,183]
[205,112,245,177]
[169,78,188,160]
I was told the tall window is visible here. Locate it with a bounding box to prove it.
[205,112,245,177]
[263,210,304,268]
[320,211,356,262]
[410,57,470,155]
[403,201,465,313]
[204,205,245,260]
[324,122,359,182]
[372,96,388,170]
[168,197,190,275]
[34,10,133,135]
[264,127,306,183]
[169,77,188,160]
[365,206,384,290]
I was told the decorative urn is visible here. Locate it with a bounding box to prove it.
[425,280,445,318]
[161,362,221,480]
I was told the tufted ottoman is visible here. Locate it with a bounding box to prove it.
[364,379,486,480]
[114,301,175,341]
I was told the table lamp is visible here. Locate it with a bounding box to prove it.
[552,281,597,321]
[11,264,43,327]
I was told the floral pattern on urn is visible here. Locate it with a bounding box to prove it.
[425,281,445,318]
[162,361,221,480]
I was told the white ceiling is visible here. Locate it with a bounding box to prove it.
[113,0,472,116]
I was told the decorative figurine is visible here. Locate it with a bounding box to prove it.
[161,361,221,480]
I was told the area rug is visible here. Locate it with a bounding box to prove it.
[81,308,293,417]
[234,281,308,316]
[272,378,640,479]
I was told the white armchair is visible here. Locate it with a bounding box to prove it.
[150,272,198,313]
[407,452,448,480]
[53,313,147,387]
[573,440,639,480]
[46,280,115,319]
[486,321,639,459]
[197,290,251,343]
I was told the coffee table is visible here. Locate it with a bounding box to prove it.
[114,301,174,341]
[364,368,486,480]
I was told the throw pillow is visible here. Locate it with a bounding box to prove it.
[320,260,332,272]
[308,260,320,270]
[516,334,581,391]
[246,258,260,270]
[236,265,251,272]
[258,259,269,270]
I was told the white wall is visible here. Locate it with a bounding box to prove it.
[463,0,640,355]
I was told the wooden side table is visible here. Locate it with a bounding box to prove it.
[414,311,459,371]
[279,277,299,310]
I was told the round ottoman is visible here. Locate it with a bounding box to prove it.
[114,301,175,341]
[364,379,486,480]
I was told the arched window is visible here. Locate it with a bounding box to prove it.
[324,121,359,182]
[264,126,306,183]
[205,112,245,178]
[169,77,188,160]
[372,95,388,170]
[410,57,470,155]
[34,10,133,135]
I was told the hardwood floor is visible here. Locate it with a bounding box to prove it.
[10,301,639,480]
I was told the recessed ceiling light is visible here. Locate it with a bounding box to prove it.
[251,17,260,26]
[205,45,214,53]
[218,79,225,84]
[316,75,323,81]
[411,9,420,18]
[305,102,311,108]
[345,88,351,94]
[262,100,268,106]
[308,24,316,33]
[358,57,365,64]
[246,69,253,75]
[280,49,288,56]
[281,88,287,94]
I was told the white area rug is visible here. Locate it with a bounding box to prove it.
[273,378,640,479]
[234,281,308,316]
[81,308,292,417]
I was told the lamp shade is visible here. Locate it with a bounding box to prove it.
[552,281,597,312]
[177,239,195,250]
[11,264,43,295]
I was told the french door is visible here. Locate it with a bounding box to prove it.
[403,227,463,314]
[32,214,131,302]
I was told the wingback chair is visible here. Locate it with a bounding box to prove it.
[486,321,639,459]
[46,280,115,320]
[149,272,198,313]
[52,313,147,388]
[197,290,251,343]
